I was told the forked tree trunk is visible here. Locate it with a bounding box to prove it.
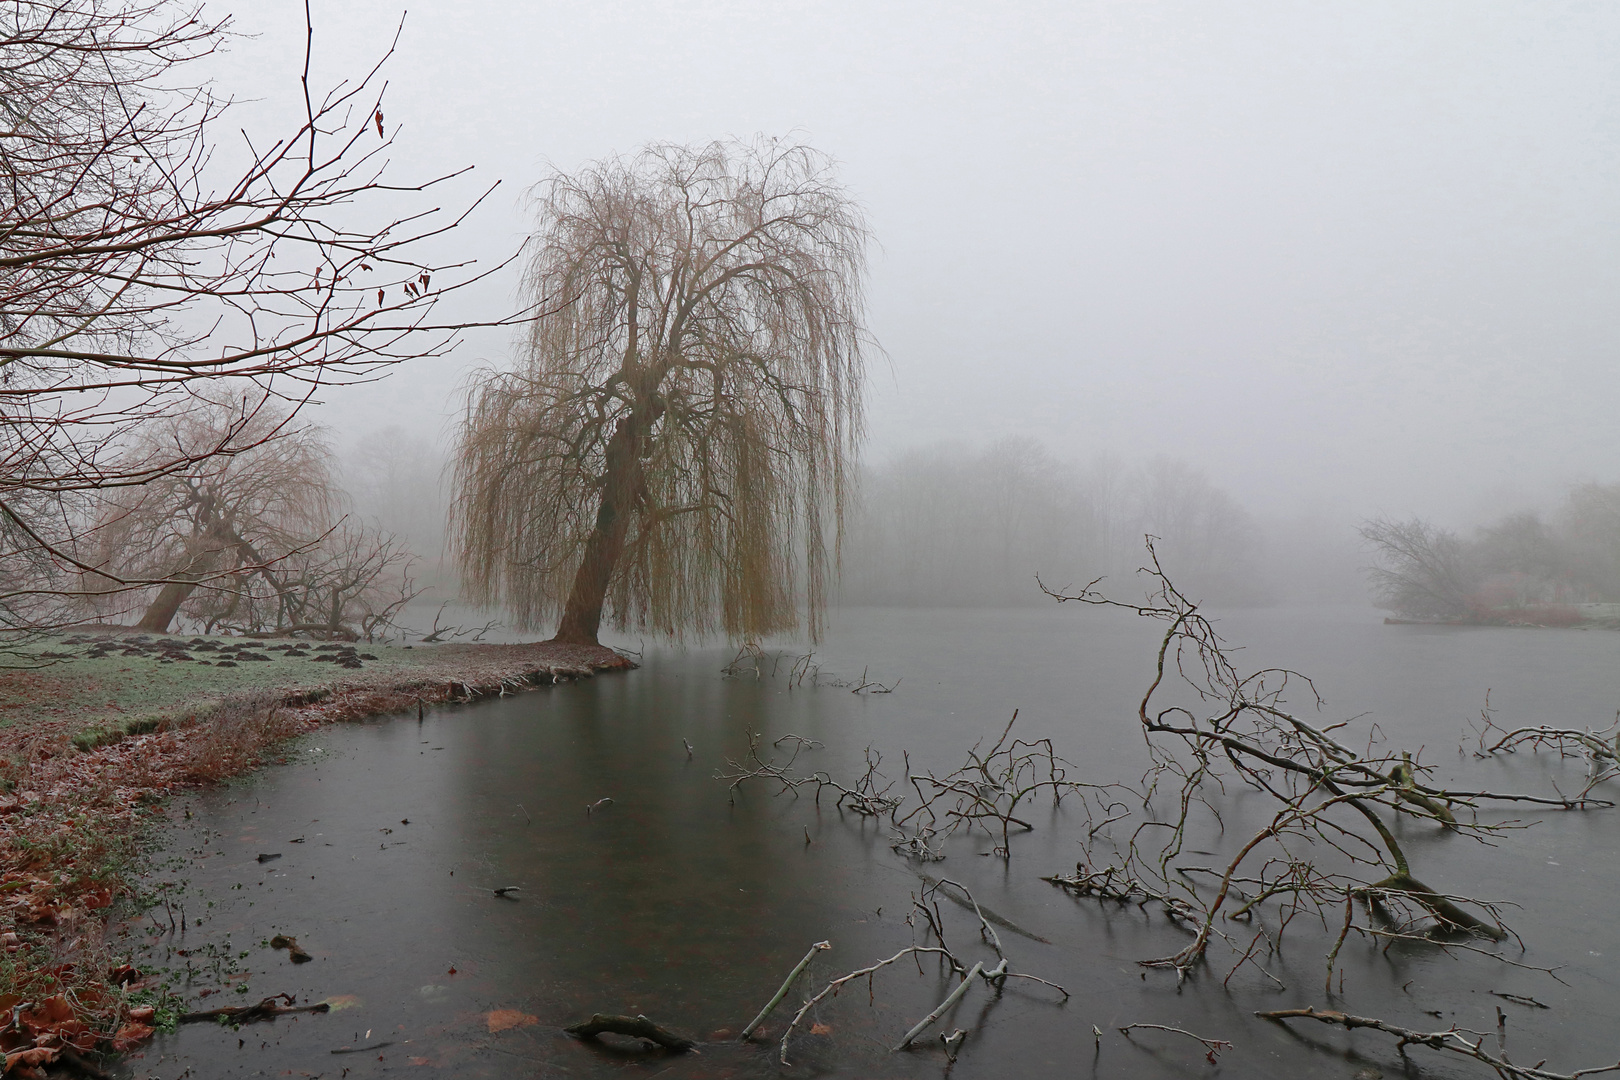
[135,524,243,633]
[551,415,645,645]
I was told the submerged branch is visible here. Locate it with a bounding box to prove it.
[1259,1007,1620,1080]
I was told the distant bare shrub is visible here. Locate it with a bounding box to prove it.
[1365,486,1620,619]
[1360,517,1480,619]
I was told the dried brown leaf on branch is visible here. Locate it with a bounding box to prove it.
[0,0,544,637]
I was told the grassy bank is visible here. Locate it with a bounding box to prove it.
[0,630,632,1075]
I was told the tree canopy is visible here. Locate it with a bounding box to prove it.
[453,139,871,645]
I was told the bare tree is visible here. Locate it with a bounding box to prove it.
[187,521,419,640]
[86,397,419,638]
[0,0,524,627]
[1360,516,1481,619]
[84,394,335,631]
[453,139,870,646]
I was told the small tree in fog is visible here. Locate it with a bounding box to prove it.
[1359,517,1480,618]
[89,398,336,632]
[87,396,415,637]
[453,140,870,646]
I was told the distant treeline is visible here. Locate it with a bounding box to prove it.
[336,432,1366,618]
[339,426,452,581]
[1363,483,1620,622]
[839,439,1269,607]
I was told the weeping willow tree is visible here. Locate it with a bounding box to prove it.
[453,140,870,646]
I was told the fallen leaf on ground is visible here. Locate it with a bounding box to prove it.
[810,1022,833,1035]
[486,1010,538,1033]
[4,1046,59,1070]
[20,995,74,1034]
[320,995,362,1011]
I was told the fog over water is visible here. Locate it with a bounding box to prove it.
[205,0,1620,556]
[89,9,1620,1074]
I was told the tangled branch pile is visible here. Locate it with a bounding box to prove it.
[721,539,1620,1077]
[1038,544,1612,987]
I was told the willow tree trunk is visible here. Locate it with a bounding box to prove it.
[551,415,645,645]
[135,544,224,633]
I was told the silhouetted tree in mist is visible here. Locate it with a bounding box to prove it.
[1359,518,1480,619]
[1363,485,1620,620]
[453,139,870,646]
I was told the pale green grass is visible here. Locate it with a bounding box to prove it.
[0,634,436,743]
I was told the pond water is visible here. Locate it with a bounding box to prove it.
[121,604,1620,1079]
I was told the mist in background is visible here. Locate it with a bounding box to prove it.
[208,0,1620,618]
[846,442,1248,606]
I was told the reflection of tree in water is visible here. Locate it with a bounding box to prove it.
[443,667,845,1040]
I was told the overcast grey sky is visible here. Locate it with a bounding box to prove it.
[215,1,1620,526]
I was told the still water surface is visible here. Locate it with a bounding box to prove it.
[128,605,1620,1079]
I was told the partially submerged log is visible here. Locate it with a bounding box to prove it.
[180,995,330,1024]
[1361,871,1507,940]
[564,1013,696,1051]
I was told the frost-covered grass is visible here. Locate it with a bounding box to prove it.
[0,633,433,745]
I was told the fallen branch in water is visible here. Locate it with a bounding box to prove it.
[740,940,832,1040]
[718,732,901,817]
[779,945,957,1065]
[1471,702,1620,803]
[1119,1023,1233,1064]
[775,878,1067,1065]
[1034,540,1608,985]
[564,1013,696,1051]
[1258,1006,1620,1080]
[179,994,330,1024]
[894,959,1002,1051]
